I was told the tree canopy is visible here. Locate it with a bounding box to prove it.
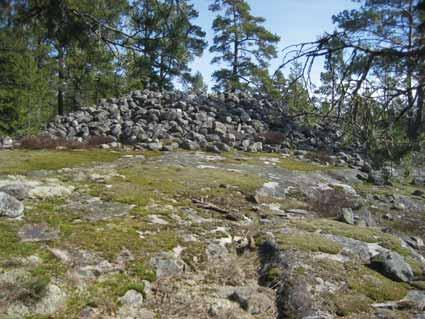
[209,0,280,92]
[1,0,425,161]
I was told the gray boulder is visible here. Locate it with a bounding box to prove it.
[117,289,155,319]
[0,183,30,201]
[339,208,355,225]
[248,142,263,153]
[370,251,414,282]
[181,140,200,151]
[0,136,14,149]
[150,252,187,278]
[228,286,275,315]
[0,191,24,218]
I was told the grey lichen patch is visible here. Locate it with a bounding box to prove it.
[63,195,135,221]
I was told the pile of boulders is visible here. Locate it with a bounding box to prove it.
[43,90,362,157]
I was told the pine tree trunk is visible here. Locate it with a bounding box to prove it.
[57,47,65,116]
[231,8,238,93]
[232,43,238,93]
[414,74,425,140]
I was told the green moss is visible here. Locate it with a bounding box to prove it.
[22,273,50,301]
[411,281,425,290]
[125,164,263,194]
[128,260,157,282]
[25,195,179,261]
[328,293,372,316]
[0,149,124,175]
[61,291,93,319]
[265,267,282,283]
[62,222,138,260]
[275,232,342,254]
[278,157,332,172]
[0,150,123,174]
[0,270,50,307]
[223,151,334,171]
[61,218,178,260]
[89,271,153,306]
[354,180,425,198]
[91,163,264,208]
[292,219,411,256]
[405,256,424,276]
[0,221,39,259]
[347,264,409,302]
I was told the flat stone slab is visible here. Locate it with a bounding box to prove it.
[18,223,59,242]
[0,177,74,200]
[64,196,135,221]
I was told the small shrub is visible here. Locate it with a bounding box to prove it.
[20,135,85,150]
[86,136,115,147]
[0,274,50,305]
[20,135,59,149]
[305,150,333,165]
[19,135,114,150]
[258,131,286,145]
[23,275,50,301]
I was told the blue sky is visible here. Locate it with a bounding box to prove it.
[189,0,359,87]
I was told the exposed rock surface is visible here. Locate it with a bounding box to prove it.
[0,148,424,319]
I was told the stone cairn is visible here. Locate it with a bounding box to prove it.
[2,90,365,166]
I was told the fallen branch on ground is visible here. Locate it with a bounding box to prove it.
[191,198,241,221]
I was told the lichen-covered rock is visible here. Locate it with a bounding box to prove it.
[118,290,155,319]
[0,183,30,200]
[370,251,414,283]
[339,207,355,225]
[0,191,24,218]
[150,252,187,278]
[228,286,275,315]
[18,223,59,242]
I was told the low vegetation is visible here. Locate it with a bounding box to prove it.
[0,149,124,175]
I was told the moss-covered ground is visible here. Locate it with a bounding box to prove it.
[0,149,423,318]
[0,149,125,175]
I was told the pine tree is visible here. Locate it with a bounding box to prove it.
[127,0,206,90]
[3,0,128,115]
[182,71,208,94]
[209,0,280,93]
[285,62,314,114]
[0,28,54,134]
[319,0,425,154]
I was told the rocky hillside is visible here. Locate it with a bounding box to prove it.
[42,90,364,167]
[0,147,424,319]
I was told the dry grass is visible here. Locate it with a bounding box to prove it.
[258,131,286,145]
